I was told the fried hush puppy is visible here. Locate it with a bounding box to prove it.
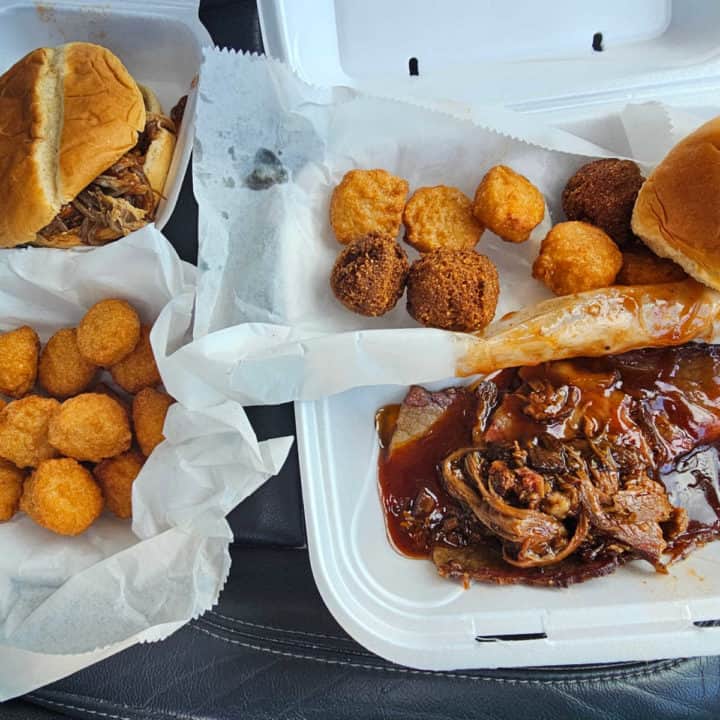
[330,169,409,244]
[20,458,103,536]
[0,396,60,468]
[403,185,483,253]
[406,250,499,332]
[330,235,409,316]
[38,328,97,398]
[532,221,623,296]
[616,246,688,285]
[562,158,644,246]
[473,165,545,243]
[0,326,40,398]
[77,299,141,367]
[133,388,174,457]
[110,325,161,393]
[94,449,144,519]
[49,393,132,462]
[0,460,25,521]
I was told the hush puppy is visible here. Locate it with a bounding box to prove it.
[562,159,643,246]
[94,449,144,519]
[330,169,408,244]
[38,328,97,398]
[77,299,141,367]
[0,461,25,521]
[110,325,161,393]
[406,250,500,332]
[20,458,103,536]
[473,165,545,243]
[403,185,484,253]
[330,235,409,316]
[532,221,622,296]
[133,388,174,457]
[616,247,688,285]
[0,396,60,468]
[49,393,132,462]
[0,326,40,398]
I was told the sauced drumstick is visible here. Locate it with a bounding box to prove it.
[457,279,720,376]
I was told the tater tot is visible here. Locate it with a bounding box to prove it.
[330,169,408,244]
[0,460,25,521]
[21,458,103,536]
[0,396,60,468]
[532,221,623,296]
[403,185,483,253]
[110,325,161,393]
[0,326,40,398]
[94,449,144,519]
[132,388,174,457]
[48,393,132,462]
[473,165,545,243]
[77,299,141,367]
[38,328,97,398]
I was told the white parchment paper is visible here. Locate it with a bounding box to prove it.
[0,228,293,698]
[156,50,703,406]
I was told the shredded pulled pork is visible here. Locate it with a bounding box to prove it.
[37,112,177,246]
[441,436,675,572]
[381,347,720,587]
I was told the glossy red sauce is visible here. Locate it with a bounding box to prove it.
[378,345,720,561]
[377,392,475,557]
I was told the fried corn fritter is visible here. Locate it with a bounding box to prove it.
[77,299,141,367]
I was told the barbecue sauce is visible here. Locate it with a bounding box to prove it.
[378,345,720,562]
[377,392,475,557]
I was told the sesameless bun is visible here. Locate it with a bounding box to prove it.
[0,43,177,249]
[58,43,145,204]
[632,117,720,291]
[138,86,177,198]
[0,47,61,247]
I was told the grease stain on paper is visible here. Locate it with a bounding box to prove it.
[244,148,288,190]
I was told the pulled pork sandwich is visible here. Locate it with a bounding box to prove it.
[0,42,177,248]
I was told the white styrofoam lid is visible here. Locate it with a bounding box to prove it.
[259,0,720,110]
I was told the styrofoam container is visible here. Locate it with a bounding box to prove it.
[261,1,720,668]
[0,0,212,233]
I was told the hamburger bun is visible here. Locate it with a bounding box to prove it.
[632,117,720,290]
[0,43,176,249]
[138,85,177,198]
[32,102,176,249]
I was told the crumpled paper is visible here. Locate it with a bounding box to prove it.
[0,227,293,699]
[157,50,707,407]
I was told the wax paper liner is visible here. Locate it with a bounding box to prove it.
[0,227,293,699]
[157,50,706,406]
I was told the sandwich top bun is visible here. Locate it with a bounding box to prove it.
[0,42,145,248]
[632,116,720,291]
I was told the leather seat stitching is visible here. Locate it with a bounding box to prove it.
[191,624,688,685]
[206,610,353,643]
[29,697,133,720]
[197,616,378,659]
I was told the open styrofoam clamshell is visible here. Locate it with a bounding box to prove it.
[0,0,212,234]
[258,0,720,668]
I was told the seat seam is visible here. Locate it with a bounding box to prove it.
[191,624,689,685]
[197,616,378,660]
[29,695,180,720]
[29,697,133,720]
[206,609,353,643]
